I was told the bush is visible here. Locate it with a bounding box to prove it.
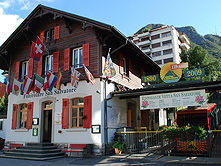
[161,124,207,141]
[112,133,126,152]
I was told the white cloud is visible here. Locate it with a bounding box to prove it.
[0,7,23,45]
[0,0,15,9]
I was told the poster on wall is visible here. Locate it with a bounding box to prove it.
[54,112,61,124]
[140,89,207,110]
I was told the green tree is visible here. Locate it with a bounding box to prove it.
[0,96,8,115]
[0,76,8,115]
[181,46,221,81]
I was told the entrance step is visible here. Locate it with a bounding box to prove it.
[1,143,66,160]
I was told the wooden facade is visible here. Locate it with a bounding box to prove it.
[0,5,160,89]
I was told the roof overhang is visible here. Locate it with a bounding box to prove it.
[111,80,221,99]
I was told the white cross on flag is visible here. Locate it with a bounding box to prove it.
[34,37,45,60]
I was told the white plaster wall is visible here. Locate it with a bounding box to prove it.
[6,78,102,145]
[0,119,6,139]
[159,109,167,126]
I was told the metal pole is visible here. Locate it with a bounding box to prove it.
[104,77,108,155]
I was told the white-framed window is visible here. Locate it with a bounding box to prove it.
[21,61,29,79]
[45,54,53,74]
[72,47,83,68]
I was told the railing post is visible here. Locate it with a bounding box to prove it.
[208,130,212,157]
[161,133,165,155]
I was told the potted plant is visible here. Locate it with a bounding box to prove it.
[112,133,125,154]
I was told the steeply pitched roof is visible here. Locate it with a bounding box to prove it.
[0,4,160,72]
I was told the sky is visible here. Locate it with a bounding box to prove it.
[0,0,221,82]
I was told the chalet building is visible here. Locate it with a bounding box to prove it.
[0,5,160,155]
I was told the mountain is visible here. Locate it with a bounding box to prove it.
[135,24,221,59]
[176,26,221,59]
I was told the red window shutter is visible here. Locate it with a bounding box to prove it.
[12,104,18,129]
[129,58,132,78]
[40,31,44,42]
[54,26,60,40]
[119,53,123,74]
[53,51,59,73]
[37,56,43,75]
[28,58,33,78]
[83,43,90,66]
[15,61,20,80]
[64,48,70,71]
[62,99,69,129]
[26,102,33,129]
[83,95,92,128]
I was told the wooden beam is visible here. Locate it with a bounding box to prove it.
[82,22,93,31]
[64,18,72,34]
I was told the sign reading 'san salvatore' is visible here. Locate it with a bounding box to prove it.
[23,88,76,99]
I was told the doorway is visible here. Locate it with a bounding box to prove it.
[127,103,136,128]
[42,101,53,142]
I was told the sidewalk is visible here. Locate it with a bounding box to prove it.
[109,153,221,164]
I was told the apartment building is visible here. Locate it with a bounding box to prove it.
[131,25,190,67]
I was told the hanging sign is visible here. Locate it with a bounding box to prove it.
[184,68,205,78]
[160,62,184,83]
[140,89,207,110]
[170,63,188,70]
[142,74,159,83]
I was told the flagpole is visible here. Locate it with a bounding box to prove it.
[104,77,108,155]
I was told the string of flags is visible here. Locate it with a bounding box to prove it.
[1,64,97,97]
[0,44,115,98]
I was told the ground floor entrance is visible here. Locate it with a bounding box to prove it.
[42,101,53,142]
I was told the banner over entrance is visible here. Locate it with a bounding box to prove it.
[140,89,207,110]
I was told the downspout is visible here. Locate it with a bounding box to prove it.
[104,39,128,155]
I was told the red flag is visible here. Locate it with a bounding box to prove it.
[0,82,6,98]
[29,41,36,59]
[34,37,45,61]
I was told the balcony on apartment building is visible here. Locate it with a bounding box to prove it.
[179,34,190,45]
[142,46,151,54]
[137,31,150,38]
[180,42,190,50]
[137,39,151,47]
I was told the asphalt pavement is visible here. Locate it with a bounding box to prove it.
[0,152,221,166]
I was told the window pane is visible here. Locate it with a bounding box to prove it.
[79,107,83,116]
[72,108,77,117]
[74,50,78,68]
[72,118,77,127]
[50,56,53,71]
[79,48,83,67]
[79,118,83,127]
[79,98,84,105]
[45,56,49,73]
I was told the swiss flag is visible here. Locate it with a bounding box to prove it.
[34,37,45,61]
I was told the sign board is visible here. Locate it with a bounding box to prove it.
[170,63,188,70]
[142,74,159,83]
[140,89,207,110]
[91,125,101,134]
[54,112,61,124]
[160,62,183,83]
[184,68,205,78]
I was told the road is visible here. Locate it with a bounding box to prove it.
[0,157,220,166]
